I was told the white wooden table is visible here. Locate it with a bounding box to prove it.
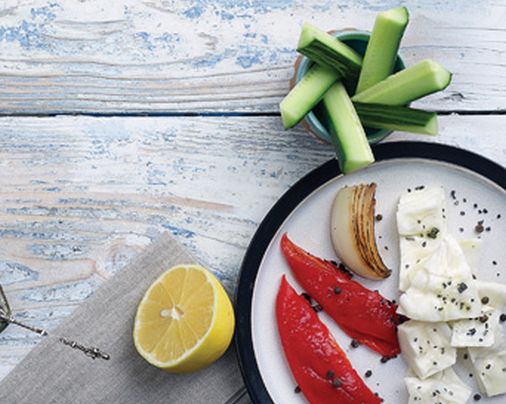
[0,0,505,387]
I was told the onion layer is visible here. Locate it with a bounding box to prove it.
[330,183,391,280]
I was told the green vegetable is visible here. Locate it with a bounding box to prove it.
[354,102,438,135]
[322,82,374,174]
[297,23,363,78]
[356,7,409,93]
[352,59,452,105]
[280,64,339,129]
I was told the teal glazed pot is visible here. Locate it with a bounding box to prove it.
[293,30,406,144]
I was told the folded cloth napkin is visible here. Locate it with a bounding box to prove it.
[0,233,249,404]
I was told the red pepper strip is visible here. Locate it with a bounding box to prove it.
[281,233,401,358]
[276,276,380,404]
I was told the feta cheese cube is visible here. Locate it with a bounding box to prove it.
[468,326,506,397]
[398,320,457,379]
[398,235,482,322]
[405,368,471,404]
[397,187,447,237]
[450,306,499,347]
[399,235,441,292]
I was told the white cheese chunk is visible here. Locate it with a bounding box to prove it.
[398,320,457,379]
[450,306,499,347]
[397,187,482,321]
[397,187,447,237]
[399,235,441,292]
[397,188,445,292]
[405,368,471,404]
[468,326,506,397]
[398,235,482,322]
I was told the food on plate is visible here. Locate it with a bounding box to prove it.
[451,306,500,348]
[280,7,453,149]
[467,282,506,397]
[280,64,338,129]
[352,60,452,106]
[356,7,409,93]
[405,368,471,404]
[396,185,506,399]
[276,276,381,404]
[398,233,482,321]
[330,183,390,279]
[396,187,482,321]
[281,233,401,357]
[398,320,457,379]
[322,84,375,174]
[133,264,234,373]
[297,23,363,78]
[467,326,506,397]
[353,102,438,135]
[273,181,505,401]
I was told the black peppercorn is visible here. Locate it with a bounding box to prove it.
[332,378,342,388]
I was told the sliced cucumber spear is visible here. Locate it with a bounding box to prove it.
[352,59,452,105]
[297,23,363,78]
[280,64,339,129]
[356,7,409,93]
[322,82,374,174]
[354,102,438,135]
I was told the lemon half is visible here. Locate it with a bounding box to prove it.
[133,264,235,373]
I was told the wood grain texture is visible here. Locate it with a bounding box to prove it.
[0,114,504,380]
[0,0,504,114]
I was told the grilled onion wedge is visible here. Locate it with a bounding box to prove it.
[330,183,391,280]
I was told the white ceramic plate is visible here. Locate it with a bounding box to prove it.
[236,142,506,404]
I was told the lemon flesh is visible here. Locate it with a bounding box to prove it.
[133,264,235,373]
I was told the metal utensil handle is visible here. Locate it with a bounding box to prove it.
[0,314,110,361]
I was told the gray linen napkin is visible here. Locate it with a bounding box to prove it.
[0,233,250,404]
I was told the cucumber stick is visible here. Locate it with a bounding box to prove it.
[322,82,374,174]
[297,23,363,78]
[352,59,452,105]
[356,7,409,93]
[354,102,438,135]
[280,64,339,129]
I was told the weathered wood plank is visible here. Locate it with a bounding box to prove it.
[0,114,504,380]
[0,0,504,114]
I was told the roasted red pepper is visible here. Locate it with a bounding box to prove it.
[276,276,380,404]
[281,233,401,358]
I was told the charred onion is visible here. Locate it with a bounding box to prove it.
[330,183,391,280]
